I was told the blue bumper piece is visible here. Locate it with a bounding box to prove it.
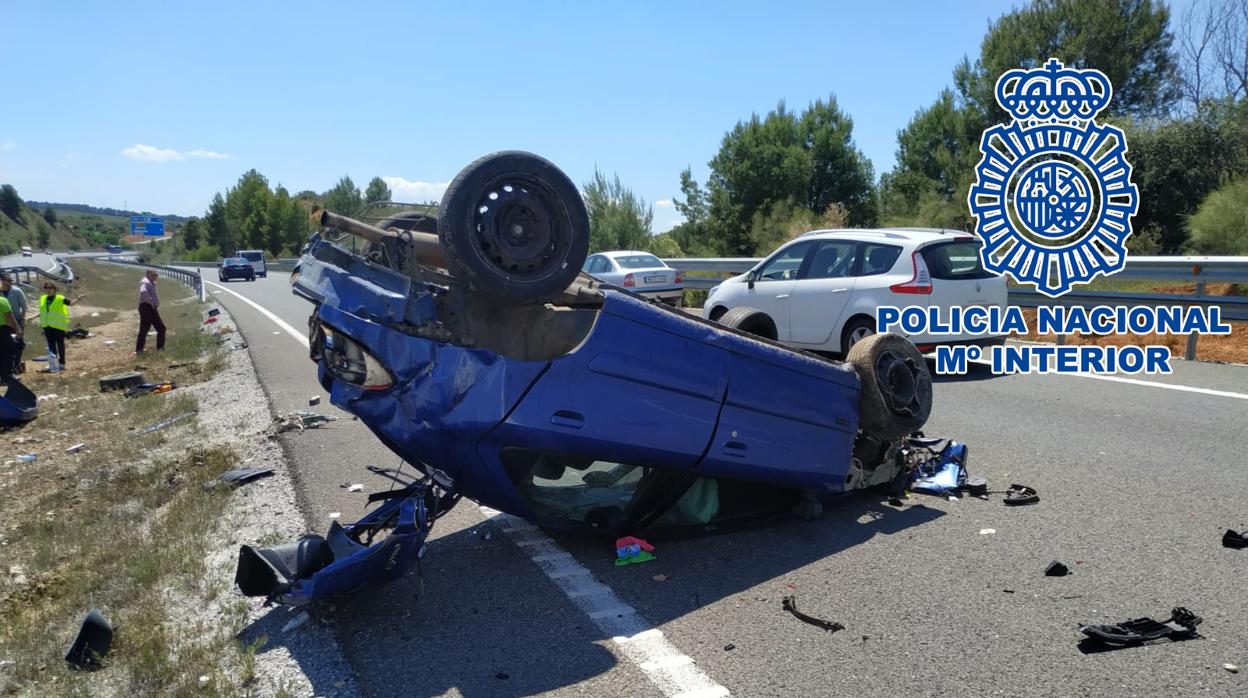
[908,442,968,494]
[235,484,433,606]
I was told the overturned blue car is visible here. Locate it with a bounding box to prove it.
[236,152,938,606]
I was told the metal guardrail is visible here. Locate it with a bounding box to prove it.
[171,259,299,273]
[92,257,205,302]
[665,255,1248,360]
[0,262,75,285]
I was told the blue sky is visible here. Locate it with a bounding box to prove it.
[3,1,1056,229]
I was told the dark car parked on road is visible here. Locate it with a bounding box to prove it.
[218,256,256,282]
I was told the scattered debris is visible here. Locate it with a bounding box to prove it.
[980,528,996,535]
[202,467,275,490]
[328,512,341,519]
[964,475,989,496]
[37,393,58,402]
[1045,561,1070,577]
[103,340,116,346]
[65,609,113,670]
[723,643,735,651]
[207,308,220,317]
[89,311,100,318]
[66,327,90,339]
[65,443,87,454]
[275,410,337,432]
[124,382,177,398]
[99,371,146,392]
[1223,528,1248,549]
[138,411,196,434]
[16,453,36,462]
[309,395,321,406]
[281,611,310,633]
[1225,663,1239,673]
[1004,484,1040,506]
[615,536,656,566]
[1079,607,1201,649]
[652,574,669,582]
[495,672,510,680]
[203,316,219,325]
[781,596,844,633]
[346,483,363,492]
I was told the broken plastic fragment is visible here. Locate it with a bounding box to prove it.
[1079,606,1201,647]
[65,609,112,670]
[781,596,844,633]
[65,443,87,454]
[979,528,996,535]
[1004,484,1039,506]
[1222,529,1248,549]
[203,467,274,490]
[1044,561,1070,577]
[347,484,363,493]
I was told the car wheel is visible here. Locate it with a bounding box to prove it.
[841,316,876,354]
[847,333,932,441]
[439,151,589,305]
[717,306,778,340]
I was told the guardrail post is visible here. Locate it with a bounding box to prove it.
[1185,280,1205,361]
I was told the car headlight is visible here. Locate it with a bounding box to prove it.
[317,322,393,391]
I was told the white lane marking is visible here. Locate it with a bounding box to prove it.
[969,357,1248,401]
[203,280,309,349]
[480,506,729,698]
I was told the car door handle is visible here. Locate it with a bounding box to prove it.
[550,411,585,429]
[776,294,790,299]
[828,288,848,294]
[722,441,748,456]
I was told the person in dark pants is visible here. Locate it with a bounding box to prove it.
[0,273,26,374]
[135,269,166,353]
[0,291,23,380]
[39,283,81,371]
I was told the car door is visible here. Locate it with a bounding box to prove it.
[786,239,860,347]
[739,241,815,341]
[919,240,1002,343]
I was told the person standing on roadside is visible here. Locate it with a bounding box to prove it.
[39,282,81,370]
[0,274,27,374]
[0,287,23,380]
[135,269,166,354]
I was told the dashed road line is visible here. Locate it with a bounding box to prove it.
[479,504,730,698]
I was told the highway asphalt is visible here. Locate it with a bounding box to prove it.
[203,271,1248,697]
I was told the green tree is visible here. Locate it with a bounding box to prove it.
[583,169,653,252]
[364,177,392,205]
[41,206,57,226]
[35,219,51,248]
[0,184,21,220]
[205,193,230,251]
[323,176,362,215]
[181,216,202,250]
[225,169,273,251]
[266,185,309,256]
[645,232,684,258]
[702,97,876,255]
[1188,177,1248,254]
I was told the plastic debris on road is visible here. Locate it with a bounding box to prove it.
[138,411,197,435]
[346,483,363,492]
[274,410,337,433]
[782,596,844,633]
[202,467,275,490]
[65,609,113,670]
[309,395,321,406]
[65,443,86,454]
[980,528,996,535]
[1222,528,1248,549]
[1044,561,1070,577]
[1078,606,1202,650]
[615,536,656,566]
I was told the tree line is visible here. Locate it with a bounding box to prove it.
[589,0,1248,258]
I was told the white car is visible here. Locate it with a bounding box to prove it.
[582,250,683,306]
[703,229,1008,353]
[20,246,32,257]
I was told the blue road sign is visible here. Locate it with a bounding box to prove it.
[129,215,166,237]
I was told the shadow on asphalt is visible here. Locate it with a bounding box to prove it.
[237,491,943,697]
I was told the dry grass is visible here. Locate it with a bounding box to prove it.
[0,261,251,697]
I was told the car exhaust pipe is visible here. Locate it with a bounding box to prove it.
[312,208,446,268]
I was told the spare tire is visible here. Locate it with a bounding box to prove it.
[439,151,588,305]
[847,333,931,440]
[717,307,777,340]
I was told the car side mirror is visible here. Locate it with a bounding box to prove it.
[747,270,757,289]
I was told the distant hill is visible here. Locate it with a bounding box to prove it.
[25,201,189,222]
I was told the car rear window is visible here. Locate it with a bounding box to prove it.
[921,241,996,280]
[239,251,263,262]
[614,254,664,269]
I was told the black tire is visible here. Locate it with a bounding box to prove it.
[717,306,778,340]
[847,333,932,441]
[438,151,588,305]
[840,316,876,354]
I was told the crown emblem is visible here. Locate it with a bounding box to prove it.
[995,58,1112,122]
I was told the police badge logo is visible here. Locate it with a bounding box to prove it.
[968,59,1139,298]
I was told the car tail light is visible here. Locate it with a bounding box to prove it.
[320,324,393,391]
[674,270,683,284]
[890,251,933,295]
[623,273,635,288]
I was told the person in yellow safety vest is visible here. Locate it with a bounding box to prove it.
[39,282,84,371]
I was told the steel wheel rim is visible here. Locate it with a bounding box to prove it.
[469,174,571,281]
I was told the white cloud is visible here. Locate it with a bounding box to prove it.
[121,144,235,162]
[186,149,234,159]
[655,198,674,207]
[1,140,15,152]
[122,144,185,162]
[382,176,449,203]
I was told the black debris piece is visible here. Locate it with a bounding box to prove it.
[495,672,510,680]
[207,308,221,317]
[65,609,113,670]
[1223,529,1248,549]
[1079,607,1202,649]
[1004,484,1040,506]
[99,371,146,392]
[963,475,989,496]
[203,467,275,490]
[1045,561,1070,577]
[66,328,90,339]
[723,643,735,651]
[781,596,844,633]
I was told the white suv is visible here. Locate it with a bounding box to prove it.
[703,229,1008,353]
